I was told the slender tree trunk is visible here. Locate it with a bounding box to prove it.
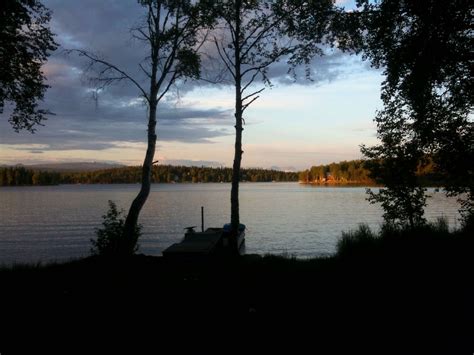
[230,0,242,253]
[123,101,157,254]
[230,89,243,252]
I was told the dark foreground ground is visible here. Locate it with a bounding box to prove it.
[1,228,473,354]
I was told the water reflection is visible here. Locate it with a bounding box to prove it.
[0,183,460,264]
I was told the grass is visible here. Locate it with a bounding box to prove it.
[0,220,473,353]
[337,218,458,255]
[336,218,472,265]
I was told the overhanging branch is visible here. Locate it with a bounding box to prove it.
[66,49,149,102]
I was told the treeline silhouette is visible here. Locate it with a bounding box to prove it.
[1,160,442,186]
[0,165,298,186]
[299,159,441,186]
[0,166,61,186]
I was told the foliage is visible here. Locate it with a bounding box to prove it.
[366,186,427,228]
[298,157,444,187]
[337,224,377,256]
[278,0,341,74]
[208,0,334,84]
[352,0,473,225]
[0,0,58,132]
[0,166,60,186]
[0,165,298,186]
[362,141,428,227]
[2,161,452,187]
[91,201,141,257]
[299,159,372,184]
[336,217,466,259]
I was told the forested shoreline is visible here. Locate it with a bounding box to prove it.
[298,160,372,184]
[299,159,442,186]
[1,159,443,187]
[0,165,298,186]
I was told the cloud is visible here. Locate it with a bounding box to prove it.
[44,0,353,89]
[1,49,234,152]
[0,0,239,155]
[0,106,233,152]
[1,0,366,162]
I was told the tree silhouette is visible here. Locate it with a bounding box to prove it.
[209,0,334,250]
[69,0,211,254]
[355,0,473,224]
[0,0,58,132]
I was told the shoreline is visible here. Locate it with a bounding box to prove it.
[0,180,299,187]
[299,181,379,187]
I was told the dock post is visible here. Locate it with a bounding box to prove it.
[201,206,204,232]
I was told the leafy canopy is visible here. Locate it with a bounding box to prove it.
[355,0,473,224]
[0,0,58,132]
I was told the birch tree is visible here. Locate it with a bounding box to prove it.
[210,0,334,251]
[70,0,211,254]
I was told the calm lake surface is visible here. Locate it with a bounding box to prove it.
[0,183,461,264]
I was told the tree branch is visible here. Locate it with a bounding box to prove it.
[241,87,265,102]
[242,96,260,113]
[241,70,263,93]
[139,63,151,78]
[214,38,236,80]
[66,49,149,101]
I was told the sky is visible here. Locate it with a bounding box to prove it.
[0,0,383,171]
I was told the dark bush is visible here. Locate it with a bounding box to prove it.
[91,200,141,257]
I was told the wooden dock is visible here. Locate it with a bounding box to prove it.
[162,226,245,259]
[162,228,224,259]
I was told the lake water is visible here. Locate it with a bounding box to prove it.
[0,183,462,264]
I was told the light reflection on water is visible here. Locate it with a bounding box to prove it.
[0,183,461,264]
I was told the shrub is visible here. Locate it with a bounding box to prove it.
[337,224,378,256]
[336,217,457,259]
[91,200,141,257]
[460,210,474,235]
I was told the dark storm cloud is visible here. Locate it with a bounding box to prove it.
[0,100,233,151]
[2,0,355,154]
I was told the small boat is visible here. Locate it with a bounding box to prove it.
[162,223,246,259]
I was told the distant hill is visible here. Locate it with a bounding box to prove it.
[270,165,297,173]
[19,162,125,172]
